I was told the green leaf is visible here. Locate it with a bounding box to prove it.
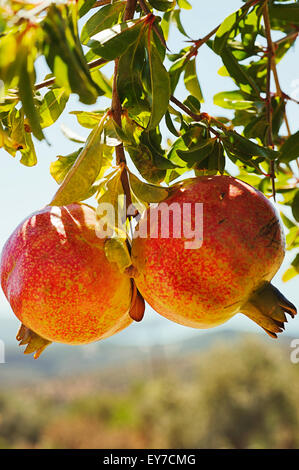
[209,140,225,174]
[280,212,296,230]
[269,4,299,24]
[286,225,299,249]
[18,60,44,141]
[128,171,170,203]
[194,141,225,175]
[160,10,172,40]
[149,0,176,12]
[280,131,299,163]
[243,116,267,142]
[50,116,107,206]
[6,108,37,166]
[177,0,192,9]
[43,4,101,105]
[169,55,186,94]
[220,48,260,95]
[177,138,215,166]
[272,97,285,138]
[39,88,69,128]
[282,254,299,282]
[96,169,127,237]
[0,32,19,87]
[172,10,190,38]
[90,69,112,98]
[183,95,201,113]
[165,110,180,137]
[167,135,189,166]
[19,132,37,167]
[223,131,279,160]
[184,58,203,102]
[292,190,299,223]
[78,0,96,18]
[214,8,243,55]
[214,90,254,109]
[104,237,132,272]
[70,110,104,129]
[50,148,82,184]
[147,40,171,130]
[140,129,178,169]
[117,30,147,108]
[88,19,144,60]
[80,1,126,44]
[127,144,166,184]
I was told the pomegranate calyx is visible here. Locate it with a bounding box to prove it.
[241,282,297,338]
[16,323,52,359]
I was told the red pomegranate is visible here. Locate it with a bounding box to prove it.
[0,203,133,347]
[131,175,296,337]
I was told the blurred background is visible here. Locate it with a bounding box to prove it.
[0,0,299,449]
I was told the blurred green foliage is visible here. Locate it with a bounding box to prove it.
[1,336,299,449]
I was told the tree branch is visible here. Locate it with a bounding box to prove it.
[138,0,168,49]
[263,1,276,200]
[125,0,137,19]
[170,96,220,137]
[92,0,111,8]
[111,0,137,213]
[185,0,264,59]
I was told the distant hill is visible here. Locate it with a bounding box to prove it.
[0,327,295,388]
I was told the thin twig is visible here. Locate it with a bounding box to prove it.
[170,96,220,137]
[125,0,137,19]
[274,30,299,46]
[111,0,137,213]
[263,1,276,200]
[92,0,111,8]
[282,93,299,106]
[138,0,168,49]
[185,25,219,61]
[185,0,264,59]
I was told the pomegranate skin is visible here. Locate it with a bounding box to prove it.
[131,176,286,329]
[0,203,133,344]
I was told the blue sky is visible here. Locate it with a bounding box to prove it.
[0,0,298,349]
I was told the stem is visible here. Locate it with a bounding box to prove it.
[138,0,167,49]
[186,0,264,59]
[125,0,137,19]
[263,1,276,200]
[138,0,150,13]
[170,96,220,136]
[111,0,137,213]
[92,0,111,7]
[274,29,299,46]
[111,59,133,210]
[186,25,219,60]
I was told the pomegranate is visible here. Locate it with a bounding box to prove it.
[131,175,296,337]
[0,203,133,349]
